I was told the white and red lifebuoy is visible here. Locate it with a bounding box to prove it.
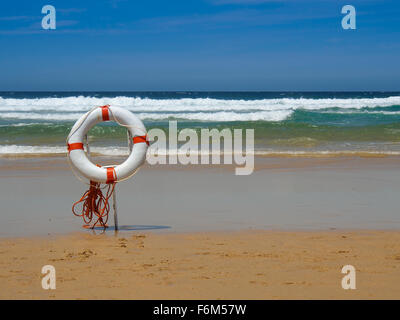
[67,105,149,184]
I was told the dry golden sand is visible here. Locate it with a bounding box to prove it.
[0,230,400,299]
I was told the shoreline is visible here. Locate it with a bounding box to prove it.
[2,150,400,159]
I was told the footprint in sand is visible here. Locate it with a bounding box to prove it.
[131,235,146,248]
[118,238,128,248]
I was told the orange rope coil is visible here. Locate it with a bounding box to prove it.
[72,167,116,229]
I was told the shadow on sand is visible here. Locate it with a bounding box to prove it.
[91,225,171,233]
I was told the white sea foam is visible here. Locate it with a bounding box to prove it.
[0,145,256,156]
[0,145,129,156]
[0,110,292,122]
[0,112,88,121]
[2,145,400,158]
[0,95,400,122]
[0,122,54,127]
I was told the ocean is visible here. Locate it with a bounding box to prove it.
[1,91,400,157]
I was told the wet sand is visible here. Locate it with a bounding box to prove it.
[1,156,400,236]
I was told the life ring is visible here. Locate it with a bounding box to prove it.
[67,105,149,184]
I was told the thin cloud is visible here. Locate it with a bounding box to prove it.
[57,20,79,27]
[57,8,87,14]
[0,7,85,22]
[0,19,79,35]
[0,15,37,21]
[211,0,284,4]
[136,8,337,31]
[0,6,339,36]
[108,0,128,8]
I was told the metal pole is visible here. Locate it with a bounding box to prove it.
[112,130,133,232]
[113,188,118,231]
[84,134,90,159]
[128,130,133,151]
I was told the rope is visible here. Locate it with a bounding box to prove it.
[72,180,116,229]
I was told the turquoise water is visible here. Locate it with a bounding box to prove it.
[1,91,400,155]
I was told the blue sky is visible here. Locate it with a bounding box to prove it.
[0,0,399,91]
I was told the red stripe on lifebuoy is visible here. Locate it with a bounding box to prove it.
[68,143,84,152]
[106,167,116,184]
[101,105,110,121]
[133,135,149,146]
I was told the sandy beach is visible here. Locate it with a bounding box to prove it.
[1,230,400,299]
[0,156,400,299]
